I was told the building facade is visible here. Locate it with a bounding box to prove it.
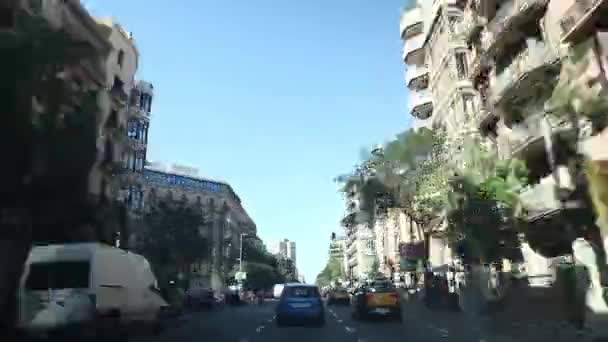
[137,164,257,291]
[342,181,376,280]
[272,239,297,269]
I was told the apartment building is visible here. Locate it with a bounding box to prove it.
[401,1,434,130]
[139,163,257,290]
[401,0,475,272]
[373,209,401,278]
[273,239,297,267]
[342,180,376,280]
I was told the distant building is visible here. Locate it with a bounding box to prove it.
[134,164,256,291]
[273,239,297,268]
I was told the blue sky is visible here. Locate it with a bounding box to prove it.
[93,0,412,282]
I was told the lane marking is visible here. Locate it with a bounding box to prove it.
[267,318,273,323]
[337,319,343,324]
[345,326,356,333]
[256,325,265,333]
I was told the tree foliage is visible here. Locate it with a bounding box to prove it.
[138,198,209,279]
[241,239,286,289]
[367,257,383,280]
[316,256,345,287]
[446,140,529,263]
[337,128,448,225]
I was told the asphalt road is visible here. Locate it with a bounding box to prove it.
[134,300,487,342]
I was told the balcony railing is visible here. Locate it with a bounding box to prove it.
[111,84,129,104]
[519,175,561,219]
[403,34,425,64]
[127,104,149,120]
[560,0,607,43]
[455,9,485,42]
[400,7,423,39]
[481,0,549,56]
[490,39,559,105]
[410,89,433,119]
[405,66,429,89]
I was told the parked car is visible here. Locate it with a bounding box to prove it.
[17,243,168,341]
[185,288,218,310]
[276,283,325,327]
[326,287,350,305]
[351,279,402,321]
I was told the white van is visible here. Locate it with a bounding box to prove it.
[17,243,168,340]
[273,284,285,299]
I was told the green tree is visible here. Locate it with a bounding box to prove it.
[0,14,113,330]
[138,198,209,286]
[446,140,529,263]
[367,257,383,280]
[241,238,284,289]
[316,257,345,287]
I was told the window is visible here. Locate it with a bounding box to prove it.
[26,261,90,290]
[447,16,460,32]
[462,94,476,114]
[283,286,320,298]
[367,240,376,251]
[455,52,468,79]
[117,50,125,68]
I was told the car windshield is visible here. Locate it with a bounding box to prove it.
[26,261,90,290]
[284,286,320,298]
[369,281,395,291]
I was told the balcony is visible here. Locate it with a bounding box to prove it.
[400,7,424,39]
[405,66,430,90]
[110,82,129,105]
[481,0,549,59]
[477,105,500,137]
[519,176,561,220]
[410,90,433,119]
[560,0,608,43]
[490,39,560,108]
[403,34,425,65]
[127,104,149,120]
[455,9,485,42]
[127,137,147,152]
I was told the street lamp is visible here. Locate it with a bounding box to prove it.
[239,233,249,272]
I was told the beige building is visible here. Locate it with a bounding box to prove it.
[341,181,376,280]
[139,164,257,290]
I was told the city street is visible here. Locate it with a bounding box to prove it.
[133,300,475,342]
[136,298,594,342]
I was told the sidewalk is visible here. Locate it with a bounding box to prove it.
[399,289,592,342]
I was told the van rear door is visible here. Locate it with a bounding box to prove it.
[20,260,93,330]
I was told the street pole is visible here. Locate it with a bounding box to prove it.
[239,233,247,273]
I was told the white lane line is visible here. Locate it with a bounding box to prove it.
[267,318,273,323]
[345,326,356,333]
[337,319,343,324]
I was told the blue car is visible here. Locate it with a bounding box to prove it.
[276,283,325,327]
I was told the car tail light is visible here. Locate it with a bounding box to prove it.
[390,292,400,300]
[366,293,374,299]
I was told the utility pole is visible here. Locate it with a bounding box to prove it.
[239,233,248,272]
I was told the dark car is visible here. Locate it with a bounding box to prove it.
[351,279,402,321]
[276,283,325,327]
[327,287,350,305]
